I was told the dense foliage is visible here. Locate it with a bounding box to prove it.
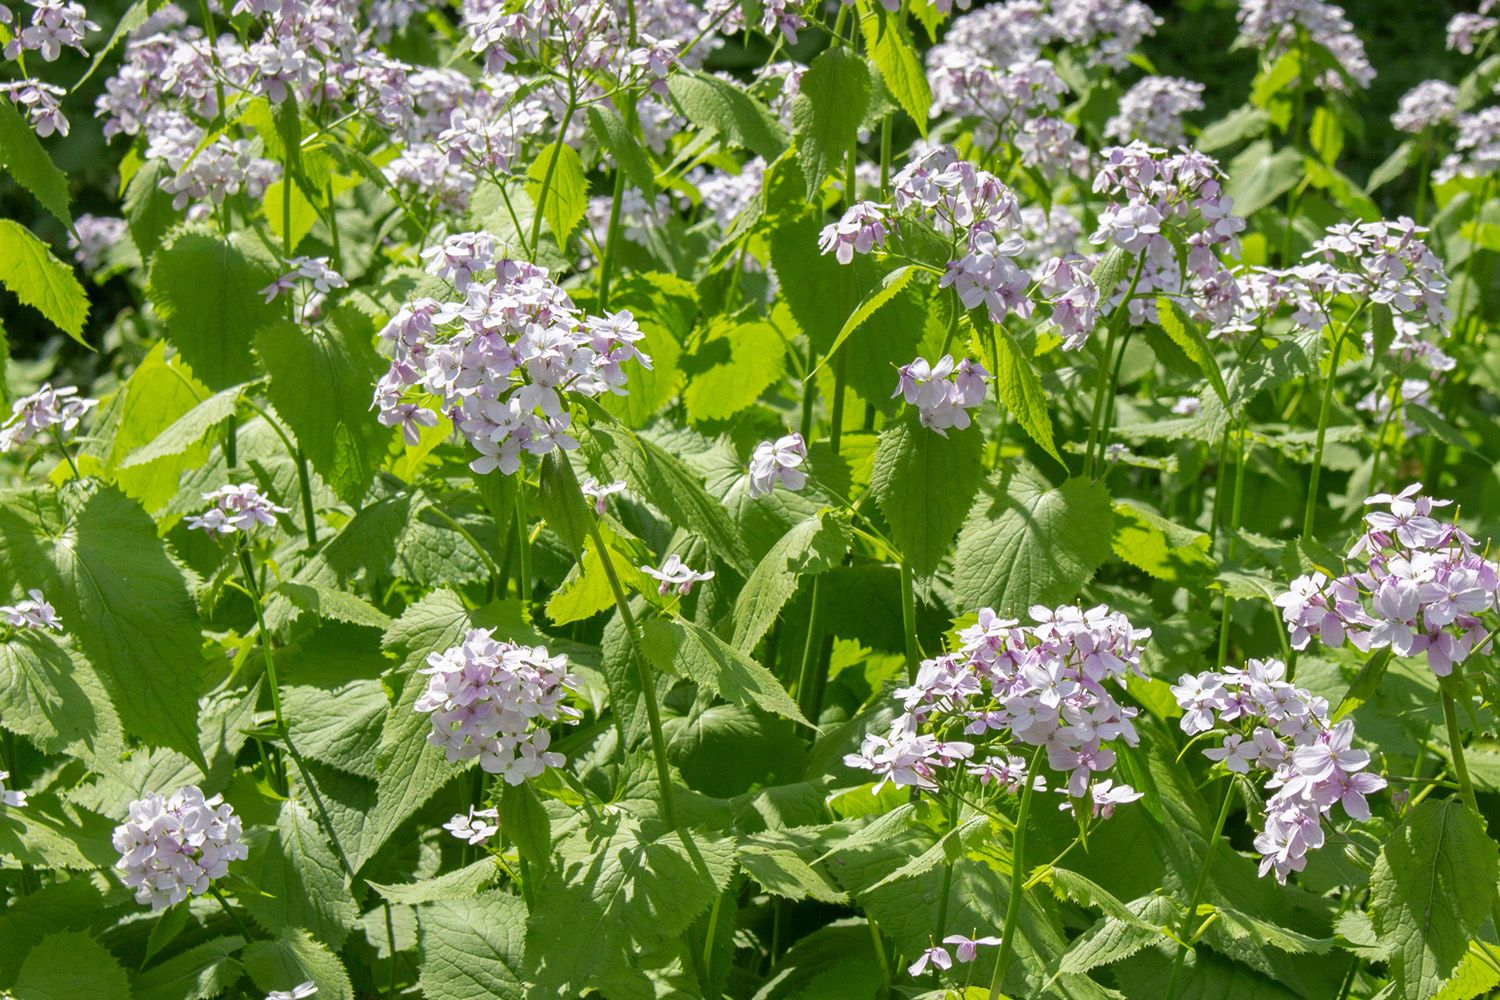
[2,0,1500,998]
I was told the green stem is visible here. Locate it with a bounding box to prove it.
[515,479,532,605]
[239,546,287,795]
[529,90,580,258]
[794,575,825,726]
[209,885,254,941]
[1302,322,1353,539]
[934,794,960,940]
[295,448,318,548]
[384,901,399,1000]
[598,166,626,312]
[1444,684,1500,936]
[899,561,919,681]
[585,517,678,829]
[988,746,1045,1000]
[1216,423,1247,666]
[1084,253,1145,477]
[1166,780,1236,1000]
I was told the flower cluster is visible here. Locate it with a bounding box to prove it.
[641,554,715,596]
[1391,80,1459,134]
[1447,8,1497,54]
[414,629,580,784]
[1274,485,1498,676]
[845,604,1149,819]
[894,355,990,435]
[185,483,290,537]
[0,771,25,809]
[908,934,1002,977]
[0,589,61,631]
[1435,108,1500,185]
[748,433,807,499]
[3,0,96,62]
[1105,76,1205,147]
[0,383,95,453]
[1236,0,1374,92]
[444,805,500,845]
[0,77,69,136]
[68,215,127,270]
[1171,658,1385,883]
[373,239,651,476]
[112,786,249,910]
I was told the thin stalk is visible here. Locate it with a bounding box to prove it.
[598,166,626,311]
[295,448,318,547]
[794,576,825,725]
[209,885,254,941]
[585,517,678,829]
[1096,326,1137,469]
[1084,254,1146,477]
[1302,322,1354,539]
[879,115,893,199]
[515,480,532,605]
[1444,685,1500,936]
[529,90,581,258]
[934,794,960,939]
[1367,373,1406,492]
[1165,780,1236,1000]
[384,901,399,1000]
[899,561,919,681]
[224,415,238,469]
[1216,424,1247,666]
[829,349,848,455]
[239,546,287,795]
[699,891,724,1000]
[988,746,1045,1000]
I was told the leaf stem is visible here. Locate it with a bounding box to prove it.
[209,884,254,941]
[988,745,1045,1000]
[295,448,318,548]
[1302,319,1355,539]
[238,544,287,795]
[899,560,919,682]
[1165,778,1236,1000]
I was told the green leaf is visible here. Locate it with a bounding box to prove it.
[732,514,850,652]
[525,143,589,246]
[0,99,73,229]
[587,105,656,197]
[544,529,618,626]
[792,46,871,195]
[1088,245,1132,300]
[738,841,847,903]
[133,935,246,1000]
[1333,647,1394,720]
[0,219,89,345]
[13,930,131,1000]
[147,229,281,389]
[368,859,496,906]
[0,487,205,764]
[681,318,786,423]
[105,343,215,512]
[990,325,1064,467]
[1309,106,1344,166]
[645,617,809,726]
[1111,502,1215,584]
[525,817,734,993]
[1367,140,1416,194]
[667,72,788,160]
[499,782,552,867]
[1157,296,1228,405]
[952,469,1114,615]
[1250,50,1301,109]
[418,892,528,1000]
[255,312,387,506]
[590,426,753,574]
[241,930,353,1000]
[1056,898,1165,977]
[815,265,917,375]
[0,630,111,755]
[1371,798,1500,1000]
[1225,141,1303,218]
[870,412,983,577]
[536,450,591,556]
[1196,105,1271,153]
[1371,302,1398,361]
[858,1,931,136]
[119,384,242,470]
[72,0,166,91]
[276,581,391,629]
[239,801,357,949]
[124,158,179,259]
[769,212,853,355]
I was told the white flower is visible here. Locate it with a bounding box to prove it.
[266,984,317,1000]
[0,589,62,631]
[112,786,248,910]
[641,554,715,596]
[0,770,26,808]
[747,433,807,499]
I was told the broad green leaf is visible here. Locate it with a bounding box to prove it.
[952,469,1114,615]
[990,325,1064,467]
[147,229,281,389]
[769,212,853,355]
[255,311,387,506]
[1112,502,1215,584]
[525,143,589,246]
[525,817,734,993]
[123,158,179,259]
[0,219,89,345]
[870,412,983,577]
[815,265,917,375]
[105,344,215,512]
[792,46,871,195]
[241,930,353,1000]
[418,892,528,1000]
[587,105,656,197]
[544,529,617,626]
[0,99,72,229]
[239,801,357,949]
[1196,105,1271,153]
[1250,50,1301,109]
[1309,106,1344,166]
[368,859,497,906]
[1157,296,1228,405]
[597,272,693,425]
[1055,897,1165,977]
[120,384,241,470]
[0,487,205,764]
[667,72,788,160]
[133,935,246,1000]
[589,426,753,574]
[1088,245,1131,300]
[73,0,167,91]
[732,514,850,652]
[1225,141,1303,218]
[1367,140,1416,194]
[12,930,130,1000]
[536,449,591,556]
[645,617,809,726]
[1371,798,1500,1000]
[858,1,931,135]
[499,781,551,867]
[275,581,392,629]
[681,318,786,422]
[1333,647,1394,720]
[1435,942,1500,1000]
[738,842,847,903]
[0,630,112,755]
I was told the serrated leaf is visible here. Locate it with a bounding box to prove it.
[499,781,551,866]
[124,158,179,258]
[952,469,1114,615]
[1055,897,1165,977]
[255,312,387,506]
[525,142,588,246]
[0,99,73,229]
[241,930,352,1000]
[870,412,983,577]
[368,859,497,906]
[990,325,1063,467]
[1112,501,1215,584]
[1088,245,1131,300]
[1226,141,1303,219]
[645,617,809,726]
[587,105,656,197]
[667,72,788,160]
[815,265,917,375]
[1371,798,1500,1000]
[0,219,89,345]
[792,46,871,194]
[1196,105,1271,153]
[738,842,847,903]
[418,892,527,1000]
[681,318,785,422]
[133,936,246,1000]
[1157,296,1228,405]
[13,930,131,1000]
[1333,647,1393,720]
[536,450,591,556]
[0,630,111,755]
[858,1,930,135]
[732,514,850,652]
[120,384,242,469]
[544,529,617,625]
[240,801,358,948]
[276,581,392,629]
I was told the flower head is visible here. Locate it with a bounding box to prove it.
[0,589,61,631]
[748,433,807,499]
[112,786,248,909]
[186,483,290,536]
[641,554,715,596]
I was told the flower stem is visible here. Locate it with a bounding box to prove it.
[988,745,1045,1000]
[1442,684,1500,936]
[1165,779,1236,1000]
[1216,423,1247,666]
[794,576,825,726]
[934,793,960,940]
[899,561,919,682]
[295,447,318,548]
[209,884,254,941]
[585,517,678,829]
[514,480,532,606]
[238,545,287,794]
[1302,322,1353,539]
[1084,253,1145,478]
